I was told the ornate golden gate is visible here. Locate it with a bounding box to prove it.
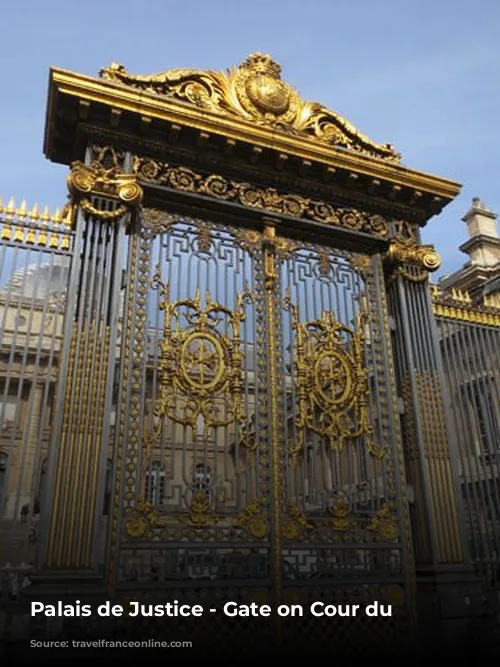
[27,54,474,656]
[106,202,412,652]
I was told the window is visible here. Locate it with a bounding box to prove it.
[145,461,166,505]
[193,463,211,496]
[0,398,17,428]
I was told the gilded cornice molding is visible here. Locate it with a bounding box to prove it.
[45,69,462,214]
[132,156,389,238]
[100,53,399,164]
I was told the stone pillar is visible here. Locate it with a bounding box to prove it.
[34,157,143,576]
[384,237,483,655]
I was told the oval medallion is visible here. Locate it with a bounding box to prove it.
[246,74,290,116]
[180,331,225,392]
[313,349,353,407]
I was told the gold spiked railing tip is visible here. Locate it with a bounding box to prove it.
[13,198,24,242]
[0,196,10,240]
[25,200,37,244]
[38,204,50,246]
[429,283,442,299]
[6,197,15,220]
[17,199,28,220]
[483,294,500,309]
[451,288,472,304]
[0,195,74,250]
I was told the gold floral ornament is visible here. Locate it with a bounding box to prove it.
[179,492,219,528]
[124,501,161,538]
[67,160,143,221]
[281,503,314,541]
[284,292,383,465]
[368,503,398,542]
[327,497,357,533]
[100,54,400,163]
[234,499,270,539]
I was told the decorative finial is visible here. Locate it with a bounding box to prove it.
[239,53,282,79]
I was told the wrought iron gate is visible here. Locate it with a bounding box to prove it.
[10,52,478,655]
[109,206,413,652]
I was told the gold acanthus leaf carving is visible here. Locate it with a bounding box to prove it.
[100,54,400,163]
[67,161,143,221]
[132,157,388,238]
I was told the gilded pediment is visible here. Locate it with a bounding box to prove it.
[100,53,400,163]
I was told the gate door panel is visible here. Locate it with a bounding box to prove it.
[111,210,413,650]
[112,212,275,644]
[277,242,412,651]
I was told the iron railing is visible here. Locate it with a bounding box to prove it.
[433,286,500,588]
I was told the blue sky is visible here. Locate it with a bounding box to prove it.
[1,0,499,277]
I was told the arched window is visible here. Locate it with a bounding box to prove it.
[193,463,211,496]
[145,461,166,505]
[0,452,7,518]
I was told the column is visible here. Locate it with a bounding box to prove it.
[36,157,142,574]
[384,237,482,652]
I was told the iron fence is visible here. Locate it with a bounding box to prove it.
[0,198,73,566]
[433,288,500,588]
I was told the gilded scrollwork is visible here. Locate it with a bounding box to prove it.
[284,292,383,465]
[67,160,143,220]
[100,53,400,162]
[90,144,126,169]
[142,207,176,233]
[132,156,389,238]
[392,220,419,246]
[143,275,254,454]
